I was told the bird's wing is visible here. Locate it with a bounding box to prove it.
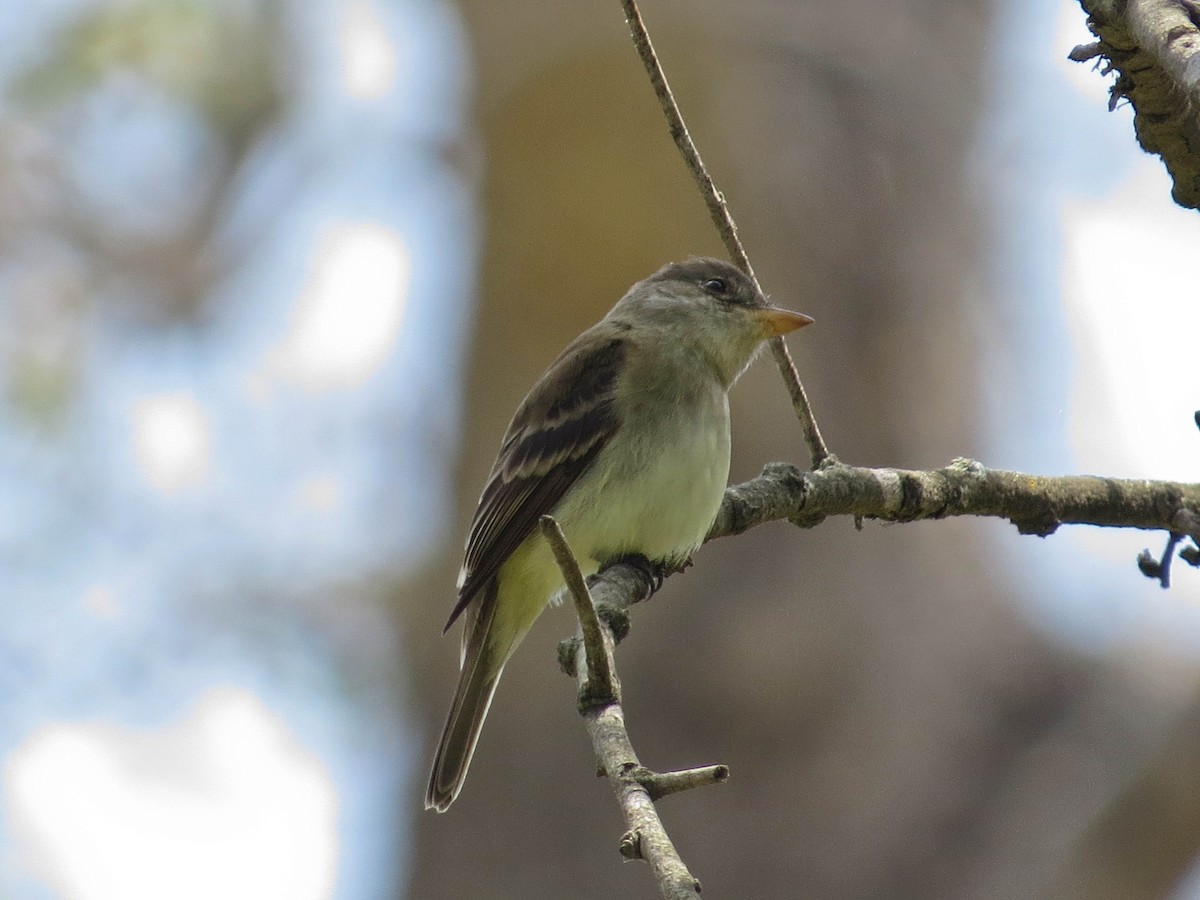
[443,334,628,632]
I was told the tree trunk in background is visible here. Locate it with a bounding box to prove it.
[402,1,1200,897]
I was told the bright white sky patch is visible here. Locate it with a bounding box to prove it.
[4,687,338,900]
[82,585,121,620]
[131,392,213,494]
[980,0,1200,649]
[270,221,410,392]
[1052,158,1200,624]
[339,0,398,100]
[1060,158,1200,483]
[298,474,342,512]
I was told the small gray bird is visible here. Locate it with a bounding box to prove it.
[426,258,812,811]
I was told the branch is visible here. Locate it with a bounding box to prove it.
[710,458,1200,541]
[619,0,829,467]
[545,459,1198,898]
[586,458,1200,624]
[595,5,1200,897]
[536,453,1200,899]
[540,516,616,704]
[542,517,726,900]
[1073,0,1200,209]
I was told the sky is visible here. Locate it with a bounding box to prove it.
[0,0,474,897]
[983,0,1200,653]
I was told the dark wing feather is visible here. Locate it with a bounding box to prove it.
[443,334,627,631]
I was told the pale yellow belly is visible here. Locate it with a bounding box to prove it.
[487,391,730,659]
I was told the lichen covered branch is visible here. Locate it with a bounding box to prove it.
[708,458,1200,542]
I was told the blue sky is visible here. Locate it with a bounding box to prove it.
[0,0,474,896]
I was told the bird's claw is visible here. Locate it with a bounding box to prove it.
[618,553,669,595]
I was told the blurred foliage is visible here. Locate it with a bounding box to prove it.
[9,0,283,147]
[0,0,292,414]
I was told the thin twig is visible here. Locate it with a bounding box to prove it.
[540,516,616,703]
[619,0,829,468]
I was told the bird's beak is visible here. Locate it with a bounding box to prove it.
[753,306,815,337]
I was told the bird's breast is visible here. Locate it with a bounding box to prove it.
[554,385,731,568]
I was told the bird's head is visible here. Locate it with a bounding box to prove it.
[610,257,813,386]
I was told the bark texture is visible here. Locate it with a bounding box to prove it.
[1075,0,1200,208]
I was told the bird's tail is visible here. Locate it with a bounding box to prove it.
[426,582,504,812]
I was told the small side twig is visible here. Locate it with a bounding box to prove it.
[1138,532,1184,588]
[638,764,731,801]
[619,0,829,468]
[1068,40,1105,62]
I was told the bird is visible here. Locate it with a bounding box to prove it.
[426,257,813,811]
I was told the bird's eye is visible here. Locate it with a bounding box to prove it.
[702,277,728,295]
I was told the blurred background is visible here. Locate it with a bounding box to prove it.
[2,0,1200,897]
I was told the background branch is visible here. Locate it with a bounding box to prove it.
[1073,0,1200,208]
[1046,685,1200,899]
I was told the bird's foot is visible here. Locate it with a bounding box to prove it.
[616,553,670,596]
